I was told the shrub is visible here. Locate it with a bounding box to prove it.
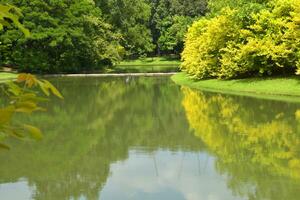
[181,8,241,79]
[181,0,300,79]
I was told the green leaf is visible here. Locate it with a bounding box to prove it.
[0,4,30,37]
[0,106,14,125]
[37,80,50,96]
[39,80,63,99]
[15,101,44,113]
[23,124,42,140]
[0,143,10,150]
[6,82,22,96]
[17,93,48,102]
[4,126,25,139]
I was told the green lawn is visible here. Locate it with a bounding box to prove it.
[118,56,181,66]
[109,56,180,73]
[107,65,179,73]
[172,72,300,102]
[0,72,18,83]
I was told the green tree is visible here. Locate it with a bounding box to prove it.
[1,0,123,73]
[0,4,29,36]
[96,0,154,56]
[182,0,300,79]
[158,15,194,53]
[148,0,207,55]
[0,4,62,148]
[208,0,268,15]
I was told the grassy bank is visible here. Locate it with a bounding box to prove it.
[172,72,300,102]
[0,72,17,83]
[107,65,179,73]
[111,57,180,73]
[118,56,180,66]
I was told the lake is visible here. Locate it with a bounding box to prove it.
[0,76,300,200]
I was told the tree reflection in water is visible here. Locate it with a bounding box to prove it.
[182,87,300,200]
[0,77,202,200]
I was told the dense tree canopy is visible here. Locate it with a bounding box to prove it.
[148,0,207,54]
[0,0,207,73]
[3,0,299,76]
[1,0,124,73]
[96,0,154,56]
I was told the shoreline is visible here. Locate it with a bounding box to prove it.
[43,72,178,77]
[0,72,178,83]
[116,64,179,66]
[171,72,300,103]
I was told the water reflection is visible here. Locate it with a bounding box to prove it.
[182,87,300,200]
[0,77,300,200]
[0,77,206,200]
[100,151,241,200]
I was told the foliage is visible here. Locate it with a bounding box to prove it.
[96,0,154,56]
[1,0,123,73]
[96,0,207,56]
[182,8,240,79]
[208,0,269,15]
[0,0,208,70]
[0,74,63,149]
[158,15,194,53]
[0,4,62,148]
[0,4,29,36]
[149,0,207,55]
[182,0,300,79]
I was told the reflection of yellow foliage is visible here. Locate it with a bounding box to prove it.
[295,110,300,121]
[182,87,300,179]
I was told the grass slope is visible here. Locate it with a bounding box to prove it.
[105,57,180,73]
[118,56,181,66]
[112,57,180,73]
[172,72,300,102]
[108,65,179,73]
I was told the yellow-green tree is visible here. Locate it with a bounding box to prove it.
[181,0,300,79]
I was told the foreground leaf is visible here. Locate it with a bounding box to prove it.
[23,125,42,140]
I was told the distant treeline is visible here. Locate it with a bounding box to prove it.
[0,0,207,73]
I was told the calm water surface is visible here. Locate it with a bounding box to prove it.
[1,76,300,200]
